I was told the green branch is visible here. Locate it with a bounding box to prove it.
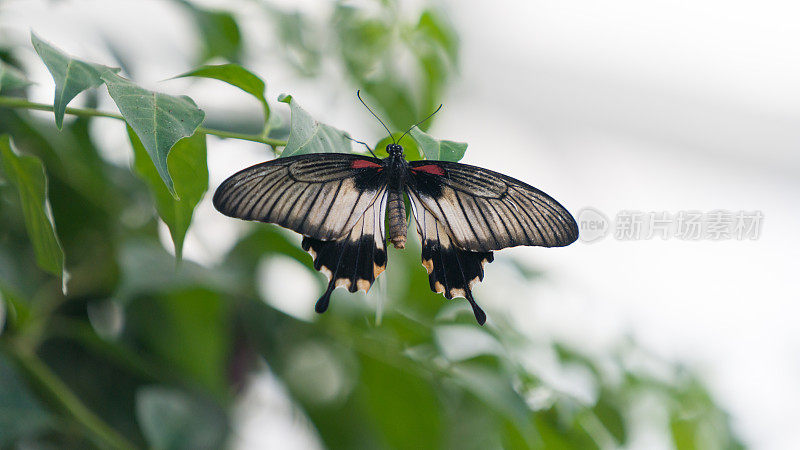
[0,96,287,147]
[4,344,138,450]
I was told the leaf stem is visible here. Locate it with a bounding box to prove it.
[0,96,287,147]
[4,343,138,450]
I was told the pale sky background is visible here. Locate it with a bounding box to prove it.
[2,0,799,448]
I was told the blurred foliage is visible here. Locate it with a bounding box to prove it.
[268,1,458,132]
[0,1,744,449]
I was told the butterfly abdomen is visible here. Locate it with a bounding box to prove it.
[387,189,407,249]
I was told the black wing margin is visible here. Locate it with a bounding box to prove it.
[408,190,493,325]
[213,153,387,241]
[302,189,389,313]
[405,160,578,253]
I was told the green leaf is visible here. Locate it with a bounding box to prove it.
[359,355,442,449]
[30,32,119,129]
[0,135,66,288]
[136,386,228,450]
[177,1,242,63]
[408,126,467,162]
[416,10,459,64]
[278,94,352,157]
[374,133,422,160]
[451,364,535,443]
[593,391,627,445]
[127,287,230,395]
[102,71,205,196]
[128,127,208,260]
[174,64,269,127]
[0,61,31,93]
[0,354,53,446]
[0,284,32,334]
[670,414,699,450]
[268,8,323,77]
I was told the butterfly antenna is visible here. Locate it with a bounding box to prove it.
[357,90,395,144]
[398,104,443,144]
[345,134,378,158]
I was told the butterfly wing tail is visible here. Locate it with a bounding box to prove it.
[410,191,494,325]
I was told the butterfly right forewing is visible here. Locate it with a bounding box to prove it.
[405,160,578,253]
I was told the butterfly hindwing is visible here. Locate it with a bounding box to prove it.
[408,190,493,325]
[405,160,578,252]
[302,189,389,313]
[213,153,387,241]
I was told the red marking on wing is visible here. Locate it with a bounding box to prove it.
[351,159,382,169]
[412,164,445,176]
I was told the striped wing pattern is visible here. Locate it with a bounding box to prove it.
[215,153,577,326]
[213,154,386,241]
[302,189,389,313]
[406,160,578,253]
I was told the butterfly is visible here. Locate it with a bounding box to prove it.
[213,95,578,325]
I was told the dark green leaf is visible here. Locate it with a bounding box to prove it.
[136,386,228,450]
[127,287,230,395]
[0,135,66,288]
[102,72,205,196]
[451,364,534,443]
[174,64,269,127]
[128,128,208,260]
[0,61,31,93]
[0,284,31,334]
[593,391,627,445]
[177,1,242,63]
[359,355,442,449]
[278,94,352,157]
[408,126,467,162]
[30,32,119,129]
[0,353,53,446]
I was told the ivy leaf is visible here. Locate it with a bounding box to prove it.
[102,72,205,196]
[136,386,228,450]
[277,94,352,157]
[0,61,31,93]
[0,135,67,291]
[174,64,269,128]
[128,128,208,261]
[30,32,120,129]
[408,126,467,162]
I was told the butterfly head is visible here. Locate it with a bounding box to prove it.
[386,143,403,156]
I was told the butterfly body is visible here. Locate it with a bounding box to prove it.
[380,144,410,249]
[214,143,578,325]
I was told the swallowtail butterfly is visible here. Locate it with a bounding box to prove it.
[213,96,578,325]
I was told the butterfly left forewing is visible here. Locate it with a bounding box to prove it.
[213,153,387,241]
